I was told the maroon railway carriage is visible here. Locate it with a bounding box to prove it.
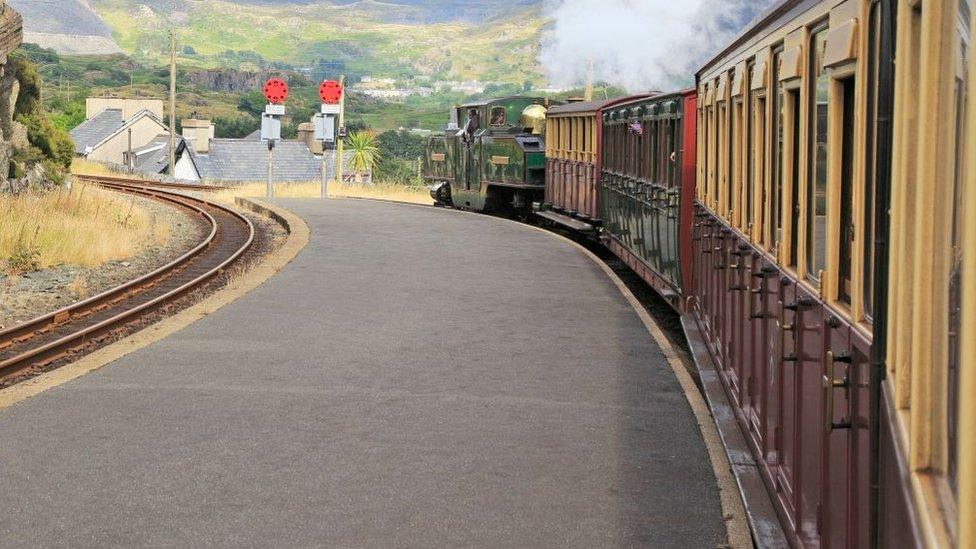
[538,95,650,231]
[597,90,698,306]
[538,91,699,308]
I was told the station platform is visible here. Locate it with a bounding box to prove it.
[0,199,727,547]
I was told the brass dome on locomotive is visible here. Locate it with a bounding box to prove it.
[520,104,547,135]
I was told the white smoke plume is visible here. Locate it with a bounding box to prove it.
[539,0,777,92]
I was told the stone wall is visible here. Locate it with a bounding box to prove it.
[0,1,23,192]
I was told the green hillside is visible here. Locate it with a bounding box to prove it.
[88,0,546,84]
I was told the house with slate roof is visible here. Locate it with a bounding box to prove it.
[174,118,365,184]
[70,99,170,165]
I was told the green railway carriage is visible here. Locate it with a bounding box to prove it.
[424,96,556,213]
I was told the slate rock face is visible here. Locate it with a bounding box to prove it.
[0,1,21,192]
[7,0,120,55]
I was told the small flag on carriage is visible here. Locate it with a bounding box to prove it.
[629,121,643,136]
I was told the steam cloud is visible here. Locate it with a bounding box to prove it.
[539,0,777,92]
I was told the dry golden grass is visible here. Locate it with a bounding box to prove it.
[0,183,170,274]
[213,181,434,206]
[70,158,124,177]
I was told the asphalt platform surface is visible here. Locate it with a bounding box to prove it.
[0,199,725,548]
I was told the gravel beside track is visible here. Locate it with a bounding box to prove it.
[0,181,257,385]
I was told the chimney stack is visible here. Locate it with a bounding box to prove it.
[182,118,215,154]
[298,121,323,154]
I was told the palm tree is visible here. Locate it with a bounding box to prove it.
[347,131,381,178]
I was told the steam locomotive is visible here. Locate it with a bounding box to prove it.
[423,96,554,213]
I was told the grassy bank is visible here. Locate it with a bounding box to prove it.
[0,184,170,274]
[214,181,434,205]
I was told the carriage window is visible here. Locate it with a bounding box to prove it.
[490,107,506,126]
[732,98,743,224]
[701,108,712,200]
[838,77,857,304]
[788,88,801,269]
[667,119,676,186]
[705,106,713,203]
[718,102,728,215]
[773,82,785,250]
[660,118,667,184]
[771,50,784,250]
[744,65,754,230]
[754,93,767,242]
[808,28,830,283]
[947,0,969,493]
[864,5,882,319]
[673,118,682,188]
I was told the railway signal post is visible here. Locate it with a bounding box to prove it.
[261,78,289,199]
[316,79,343,199]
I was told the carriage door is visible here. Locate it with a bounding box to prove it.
[816,3,877,544]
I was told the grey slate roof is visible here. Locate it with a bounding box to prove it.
[70,108,125,154]
[131,135,184,175]
[191,139,332,183]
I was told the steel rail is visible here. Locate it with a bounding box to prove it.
[74,173,228,192]
[0,179,254,379]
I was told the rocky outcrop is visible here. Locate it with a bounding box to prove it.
[184,68,311,94]
[0,1,22,192]
[184,69,266,94]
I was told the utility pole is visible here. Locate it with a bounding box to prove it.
[337,74,346,187]
[168,30,177,177]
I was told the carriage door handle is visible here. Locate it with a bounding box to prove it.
[823,351,853,431]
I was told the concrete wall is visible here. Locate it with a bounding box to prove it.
[174,151,199,181]
[86,98,164,120]
[88,116,167,164]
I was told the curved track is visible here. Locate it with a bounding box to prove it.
[0,178,254,383]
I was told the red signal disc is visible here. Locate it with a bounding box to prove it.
[319,80,343,104]
[263,78,289,104]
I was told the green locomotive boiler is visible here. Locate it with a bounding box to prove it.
[423,96,555,213]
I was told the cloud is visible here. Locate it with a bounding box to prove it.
[539,0,776,92]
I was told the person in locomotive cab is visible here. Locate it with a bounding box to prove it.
[490,107,506,126]
[461,108,480,146]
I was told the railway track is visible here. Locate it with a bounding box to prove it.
[0,178,254,383]
[74,174,228,193]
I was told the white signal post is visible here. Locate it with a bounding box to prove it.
[316,77,345,199]
[261,79,289,199]
[337,75,346,191]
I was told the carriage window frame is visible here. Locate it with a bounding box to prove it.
[744,62,755,233]
[783,82,802,271]
[947,0,971,496]
[732,96,744,227]
[807,24,831,285]
[752,90,768,244]
[836,73,858,305]
[718,100,729,218]
[769,47,785,252]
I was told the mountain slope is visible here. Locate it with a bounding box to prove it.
[9,0,121,54]
[82,0,544,83]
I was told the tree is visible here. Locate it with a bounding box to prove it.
[346,131,381,173]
